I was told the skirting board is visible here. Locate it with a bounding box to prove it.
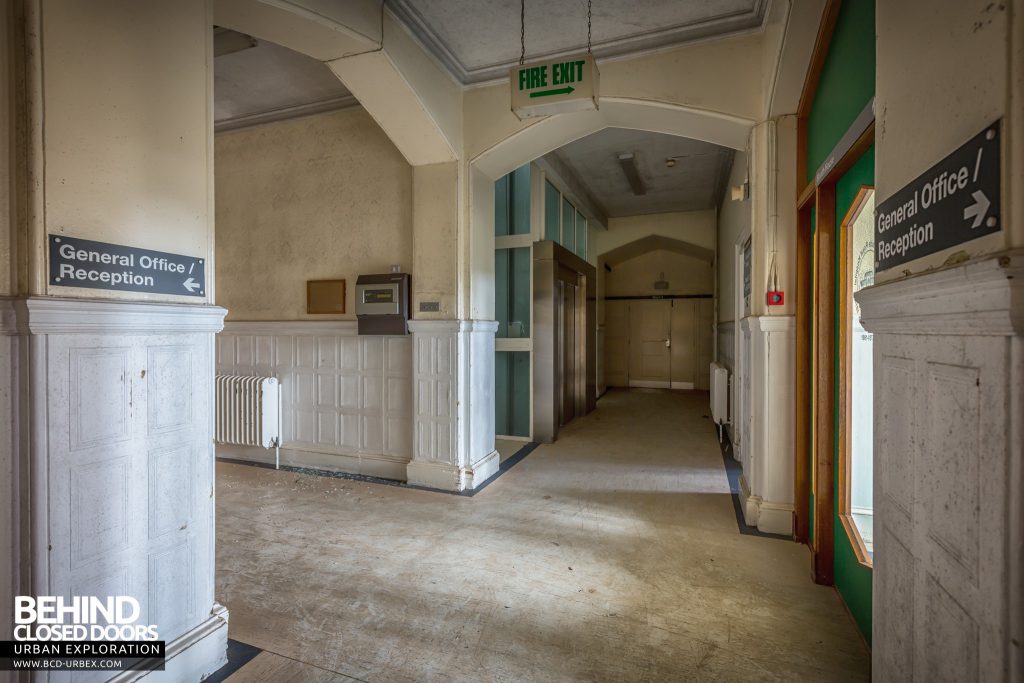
[407,452,501,492]
[216,443,409,481]
[466,449,500,489]
[739,474,794,536]
[406,460,467,491]
[115,604,228,683]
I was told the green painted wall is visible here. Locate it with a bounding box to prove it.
[833,147,874,643]
[806,0,876,184]
[805,0,875,644]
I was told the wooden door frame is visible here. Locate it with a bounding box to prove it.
[794,0,842,576]
[794,0,882,584]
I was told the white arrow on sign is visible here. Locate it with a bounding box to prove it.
[963,190,990,229]
[182,277,201,293]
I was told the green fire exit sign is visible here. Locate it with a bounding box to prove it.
[510,54,599,119]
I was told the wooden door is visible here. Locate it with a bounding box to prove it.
[669,300,697,388]
[628,300,671,387]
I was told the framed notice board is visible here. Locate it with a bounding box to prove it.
[307,279,346,314]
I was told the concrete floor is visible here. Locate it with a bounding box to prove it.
[216,389,870,682]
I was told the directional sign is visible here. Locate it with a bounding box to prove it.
[875,121,1001,271]
[49,235,206,297]
[510,54,599,119]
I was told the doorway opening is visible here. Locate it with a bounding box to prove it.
[490,128,733,446]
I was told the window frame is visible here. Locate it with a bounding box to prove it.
[837,185,875,570]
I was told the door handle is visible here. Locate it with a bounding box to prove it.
[665,338,671,348]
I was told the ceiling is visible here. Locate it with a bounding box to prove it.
[547,128,735,217]
[214,29,356,132]
[389,0,767,84]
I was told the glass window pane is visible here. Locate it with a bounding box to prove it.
[494,247,530,338]
[544,181,561,242]
[849,189,875,557]
[561,198,575,250]
[575,211,587,259]
[511,164,531,235]
[495,350,530,437]
[494,175,510,236]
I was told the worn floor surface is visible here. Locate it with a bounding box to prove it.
[218,389,870,682]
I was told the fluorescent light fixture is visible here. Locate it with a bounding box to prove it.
[617,152,646,196]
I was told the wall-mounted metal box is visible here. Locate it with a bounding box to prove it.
[355,273,410,335]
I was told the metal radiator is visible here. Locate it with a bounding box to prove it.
[709,362,730,442]
[215,375,282,468]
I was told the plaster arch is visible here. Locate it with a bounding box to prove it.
[472,98,754,181]
[213,0,460,165]
[598,234,715,266]
[466,99,754,319]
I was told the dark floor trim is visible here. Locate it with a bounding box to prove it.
[203,639,262,683]
[216,442,540,498]
[715,428,792,541]
[604,294,712,300]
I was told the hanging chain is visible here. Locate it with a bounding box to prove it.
[587,0,592,54]
[519,0,526,65]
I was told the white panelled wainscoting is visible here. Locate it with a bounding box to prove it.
[217,322,414,479]
[217,320,500,492]
[859,255,1024,680]
[3,298,229,682]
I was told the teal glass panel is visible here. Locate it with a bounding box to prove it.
[495,351,530,437]
[544,181,561,242]
[561,198,575,250]
[494,174,510,236]
[510,164,531,235]
[575,210,587,259]
[494,248,530,338]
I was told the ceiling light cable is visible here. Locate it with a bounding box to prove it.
[587,0,592,54]
[520,0,526,65]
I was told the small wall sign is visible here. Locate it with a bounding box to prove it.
[49,234,205,297]
[510,54,599,119]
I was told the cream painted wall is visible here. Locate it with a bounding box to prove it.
[717,151,751,324]
[215,107,413,321]
[1,0,13,296]
[40,0,213,303]
[605,251,712,298]
[876,0,1021,282]
[413,162,458,319]
[593,211,717,256]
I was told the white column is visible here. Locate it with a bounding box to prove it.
[737,315,795,535]
[859,255,1023,681]
[407,320,499,491]
[10,297,229,682]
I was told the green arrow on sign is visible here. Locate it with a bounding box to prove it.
[529,86,575,99]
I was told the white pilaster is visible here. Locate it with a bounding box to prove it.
[0,300,18,649]
[859,254,1023,681]
[737,315,795,535]
[10,297,229,681]
[407,319,499,491]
